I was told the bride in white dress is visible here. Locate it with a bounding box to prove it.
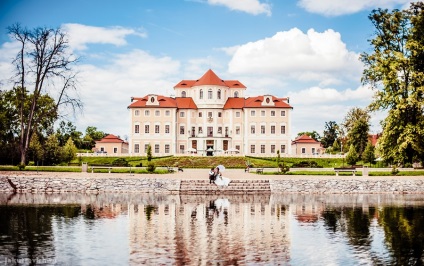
[214,165,231,186]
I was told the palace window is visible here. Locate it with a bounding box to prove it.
[155,110,160,116]
[271,125,275,134]
[251,125,255,134]
[199,112,202,117]
[145,125,149,134]
[145,144,149,153]
[208,89,213,99]
[302,148,306,154]
[261,145,265,154]
[134,125,139,134]
[281,145,286,153]
[180,145,185,153]
[271,145,275,153]
[281,110,286,116]
[251,110,256,116]
[234,91,239,98]
[180,126,185,135]
[271,111,275,116]
[165,144,170,153]
[145,110,150,116]
[165,110,170,116]
[218,127,222,134]
[182,91,186,98]
[155,125,160,134]
[165,125,170,134]
[155,144,159,153]
[134,144,140,153]
[236,112,240,118]
[135,110,140,116]
[180,112,185,117]
[261,125,265,134]
[218,112,222,118]
[217,89,221,99]
[281,125,286,134]
[250,145,255,153]
[236,126,240,135]
[198,127,203,134]
[261,110,265,116]
[200,89,203,99]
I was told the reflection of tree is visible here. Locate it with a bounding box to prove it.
[322,208,343,233]
[144,205,156,221]
[345,207,374,247]
[378,207,424,265]
[0,205,80,263]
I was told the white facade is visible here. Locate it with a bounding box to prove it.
[128,70,293,156]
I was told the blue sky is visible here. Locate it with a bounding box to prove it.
[0,0,413,140]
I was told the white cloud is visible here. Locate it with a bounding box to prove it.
[298,0,413,16]
[288,85,377,136]
[227,28,363,86]
[74,49,180,136]
[0,41,20,88]
[207,0,271,16]
[62,23,147,51]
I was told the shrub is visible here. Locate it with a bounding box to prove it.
[147,163,156,173]
[291,160,321,168]
[112,158,129,166]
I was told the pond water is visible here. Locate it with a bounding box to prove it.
[0,193,423,265]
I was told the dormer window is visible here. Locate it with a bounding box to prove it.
[200,89,203,99]
[217,89,221,99]
[234,91,239,98]
[182,91,186,98]
[266,97,270,103]
[208,89,213,99]
[151,97,155,103]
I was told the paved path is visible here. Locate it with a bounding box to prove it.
[2,169,424,181]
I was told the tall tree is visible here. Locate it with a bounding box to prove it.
[346,144,359,166]
[361,3,424,165]
[343,107,370,157]
[321,121,339,148]
[62,137,77,163]
[362,141,376,166]
[8,24,81,165]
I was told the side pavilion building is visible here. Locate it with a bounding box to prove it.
[128,69,293,156]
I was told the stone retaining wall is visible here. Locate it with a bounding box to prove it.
[270,179,424,194]
[1,175,424,194]
[0,176,180,194]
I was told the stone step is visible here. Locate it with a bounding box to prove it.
[180,179,271,194]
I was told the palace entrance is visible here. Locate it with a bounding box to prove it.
[206,140,214,156]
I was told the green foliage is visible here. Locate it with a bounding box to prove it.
[291,160,322,168]
[346,144,359,166]
[362,142,376,166]
[321,121,339,148]
[147,163,156,173]
[62,138,77,163]
[332,139,341,154]
[43,134,63,165]
[278,162,290,174]
[28,134,44,164]
[343,107,370,157]
[147,144,152,161]
[361,4,424,165]
[391,166,399,176]
[112,158,129,166]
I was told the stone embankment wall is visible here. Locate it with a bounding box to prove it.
[270,179,424,194]
[0,176,180,194]
[1,175,424,194]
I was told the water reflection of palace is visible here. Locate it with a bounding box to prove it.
[128,194,290,265]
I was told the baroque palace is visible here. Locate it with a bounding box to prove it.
[127,69,293,156]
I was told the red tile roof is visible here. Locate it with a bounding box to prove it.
[96,134,127,144]
[128,95,197,109]
[292,134,319,144]
[223,97,245,109]
[244,96,292,108]
[174,69,246,89]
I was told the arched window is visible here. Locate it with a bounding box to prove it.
[181,91,186,98]
[200,89,203,99]
[217,89,221,99]
[234,91,239,98]
[208,89,213,99]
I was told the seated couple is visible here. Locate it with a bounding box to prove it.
[208,167,231,186]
